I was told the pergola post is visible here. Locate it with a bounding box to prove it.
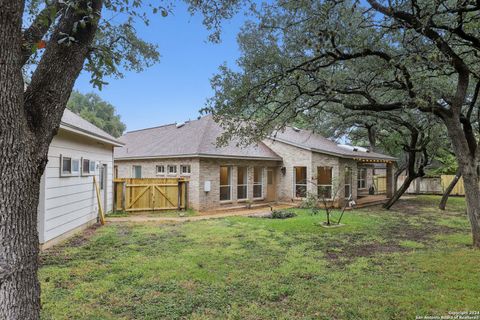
[386,162,394,198]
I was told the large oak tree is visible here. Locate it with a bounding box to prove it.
[0,0,242,318]
[205,0,480,247]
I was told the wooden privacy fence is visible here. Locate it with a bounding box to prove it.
[114,178,188,212]
[440,175,465,196]
[396,175,472,196]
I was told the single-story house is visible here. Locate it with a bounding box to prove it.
[38,109,123,249]
[114,115,395,211]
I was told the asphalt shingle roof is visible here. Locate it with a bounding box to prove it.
[114,115,282,160]
[269,127,396,161]
[61,109,122,146]
[114,115,395,162]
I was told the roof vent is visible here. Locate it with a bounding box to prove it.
[176,122,185,128]
[292,127,300,132]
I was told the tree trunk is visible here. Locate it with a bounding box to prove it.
[0,1,104,317]
[444,117,480,248]
[383,175,415,209]
[0,159,43,319]
[439,168,461,210]
[459,165,480,247]
[0,1,43,318]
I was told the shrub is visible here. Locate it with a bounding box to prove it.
[271,210,297,219]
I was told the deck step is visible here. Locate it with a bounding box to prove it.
[352,200,388,209]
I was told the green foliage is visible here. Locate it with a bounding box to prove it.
[270,210,296,219]
[67,90,126,137]
[202,0,478,158]
[40,196,479,319]
[428,149,459,176]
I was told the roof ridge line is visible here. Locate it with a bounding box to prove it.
[125,122,177,134]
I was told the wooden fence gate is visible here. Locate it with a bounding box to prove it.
[114,178,188,212]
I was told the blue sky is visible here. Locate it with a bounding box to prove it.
[74,2,247,132]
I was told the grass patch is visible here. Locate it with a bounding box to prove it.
[40,196,479,319]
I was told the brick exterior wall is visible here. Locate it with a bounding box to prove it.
[197,158,281,211]
[263,139,312,201]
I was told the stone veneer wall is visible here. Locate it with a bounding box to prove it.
[115,158,201,210]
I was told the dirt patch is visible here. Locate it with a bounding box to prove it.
[65,223,102,247]
[40,224,102,266]
[384,219,457,242]
[323,218,458,266]
[325,242,409,265]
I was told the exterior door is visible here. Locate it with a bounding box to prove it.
[99,164,108,212]
[266,168,276,201]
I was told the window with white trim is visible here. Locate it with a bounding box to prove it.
[156,165,165,175]
[63,156,72,174]
[294,166,307,198]
[357,168,367,189]
[317,166,333,199]
[82,158,95,176]
[220,166,232,201]
[60,156,80,177]
[180,165,191,174]
[237,166,248,200]
[253,167,264,198]
[167,165,177,174]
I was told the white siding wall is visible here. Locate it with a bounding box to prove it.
[38,129,114,244]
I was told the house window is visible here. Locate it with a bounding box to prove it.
[180,165,191,174]
[60,156,80,177]
[317,166,333,199]
[82,158,95,176]
[294,166,307,198]
[220,166,232,201]
[133,165,142,178]
[253,167,264,198]
[168,165,177,174]
[237,166,248,200]
[344,166,352,199]
[156,165,165,175]
[60,155,72,176]
[358,168,367,189]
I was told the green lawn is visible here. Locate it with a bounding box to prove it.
[40,196,480,319]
